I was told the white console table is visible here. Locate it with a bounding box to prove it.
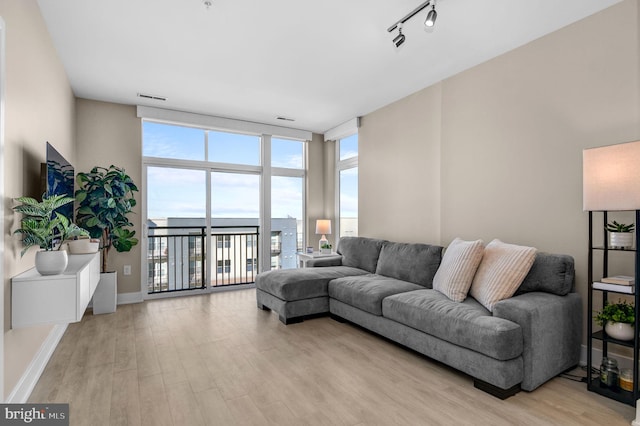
[11,252,100,328]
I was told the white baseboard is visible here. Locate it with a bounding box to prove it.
[117,291,143,305]
[580,344,634,369]
[6,324,67,403]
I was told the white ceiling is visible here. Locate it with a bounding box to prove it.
[36,0,622,134]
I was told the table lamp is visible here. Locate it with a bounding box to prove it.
[315,219,332,251]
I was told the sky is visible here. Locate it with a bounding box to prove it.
[143,121,357,221]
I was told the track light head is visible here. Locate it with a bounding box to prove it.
[425,5,437,27]
[387,0,440,47]
[393,29,405,48]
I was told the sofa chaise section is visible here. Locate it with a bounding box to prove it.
[256,266,369,324]
[255,237,387,324]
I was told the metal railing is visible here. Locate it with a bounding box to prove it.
[147,225,259,294]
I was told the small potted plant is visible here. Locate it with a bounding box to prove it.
[320,242,332,254]
[13,194,89,275]
[606,221,635,249]
[595,300,635,341]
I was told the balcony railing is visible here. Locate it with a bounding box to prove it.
[147,225,259,294]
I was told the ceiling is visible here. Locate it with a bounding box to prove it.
[36,0,622,134]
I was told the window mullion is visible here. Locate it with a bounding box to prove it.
[261,135,271,273]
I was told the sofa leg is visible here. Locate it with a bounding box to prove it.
[257,302,271,311]
[473,379,521,399]
[279,315,303,325]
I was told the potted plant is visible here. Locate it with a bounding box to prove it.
[320,242,332,254]
[595,300,635,341]
[13,194,89,275]
[75,165,139,273]
[606,221,635,249]
[75,165,138,314]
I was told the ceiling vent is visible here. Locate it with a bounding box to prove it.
[137,93,167,101]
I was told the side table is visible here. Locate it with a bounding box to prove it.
[296,251,337,268]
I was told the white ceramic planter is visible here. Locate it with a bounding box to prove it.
[610,232,634,249]
[67,239,99,254]
[35,250,68,275]
[605,321,635,341]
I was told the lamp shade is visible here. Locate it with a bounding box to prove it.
[583,140,640,211]
[315,219,332,235]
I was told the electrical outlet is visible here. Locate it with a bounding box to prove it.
[123,265,131,276]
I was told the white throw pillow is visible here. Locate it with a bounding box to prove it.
[469,239,537,312]
[433,238,485,302]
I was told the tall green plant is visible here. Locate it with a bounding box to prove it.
[13,194,88,256]
[75,165,139,272]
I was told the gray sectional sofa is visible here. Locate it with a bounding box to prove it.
[255,236,581,398]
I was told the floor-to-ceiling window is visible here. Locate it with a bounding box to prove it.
[271,138,305,269]
[140,110,309,297]
[337,133,358,238]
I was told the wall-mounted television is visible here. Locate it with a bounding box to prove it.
[42,142,75,221]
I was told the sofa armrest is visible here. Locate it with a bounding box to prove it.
[492,292,581,391]
[306,255,343,267]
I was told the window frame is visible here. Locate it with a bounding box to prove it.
[335,133,358,241]
[139,110,311,299]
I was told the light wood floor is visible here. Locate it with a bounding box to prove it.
[29,288,635,425]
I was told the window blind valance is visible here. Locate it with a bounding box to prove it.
[324,117,360,141]
[137,106,312,141]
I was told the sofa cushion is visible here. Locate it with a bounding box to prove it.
[329,275,424,316]
[256,266,368,301]
[375,242,443,287]
[383,289,523,360]
[337,237,387,273]
[515,252,575,296]
[469,239,537,312]
[433,238,484,302]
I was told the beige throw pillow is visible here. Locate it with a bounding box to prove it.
[433,238,485,302]
[469,239,537,312]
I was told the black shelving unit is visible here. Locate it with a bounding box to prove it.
[587,210,640,406]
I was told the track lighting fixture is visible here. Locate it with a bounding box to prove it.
[387,0,440,47]
[393,25,405,48]
[425,1,437,27]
